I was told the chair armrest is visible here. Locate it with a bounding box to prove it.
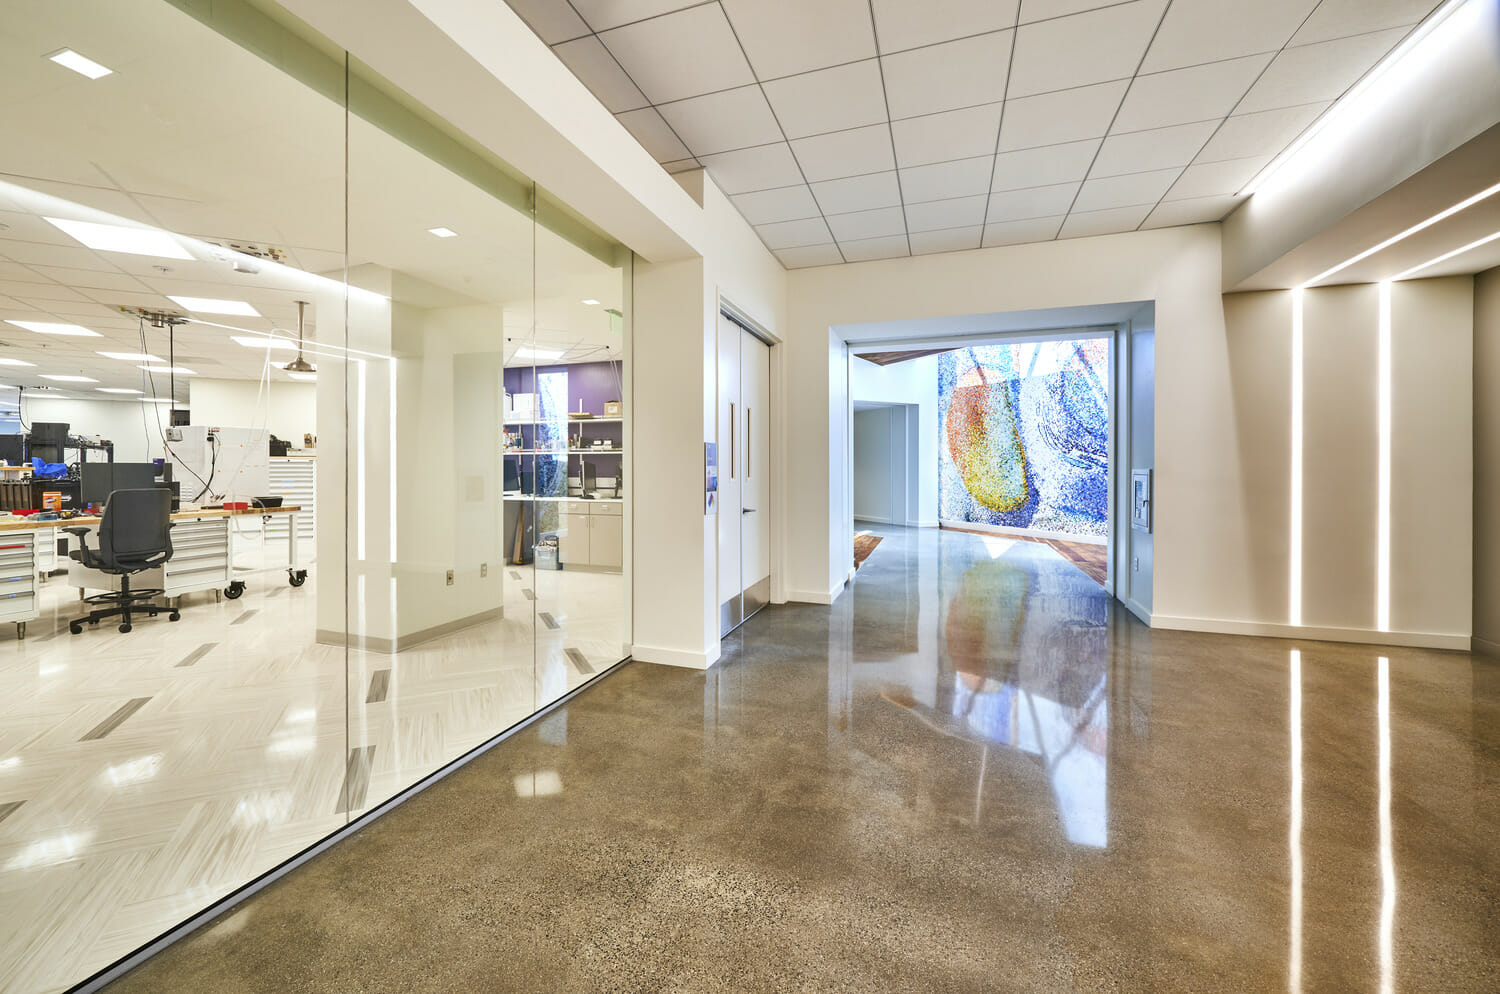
[62,526,91,537]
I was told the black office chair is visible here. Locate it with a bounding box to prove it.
[64,488,180,634]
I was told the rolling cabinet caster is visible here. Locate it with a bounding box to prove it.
[224,581,245,600]
[169,611,181,622]
[119,623,132,633]
[70,623,82,635]
[288,569,307,587]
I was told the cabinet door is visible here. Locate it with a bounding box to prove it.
[589,513,623,570]
[557,511,588,566]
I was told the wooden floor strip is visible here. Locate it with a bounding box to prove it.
[80,698,152,741]
[366,670,391,704]
[334,746,376,815]
[565,648,595,675]
[175,642,218,668]
[0,800,23,826]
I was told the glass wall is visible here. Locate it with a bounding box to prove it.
[0,3,630,990]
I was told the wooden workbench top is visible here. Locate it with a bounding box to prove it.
[0,505,302,532]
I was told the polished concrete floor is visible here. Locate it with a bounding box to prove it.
[105,525,1499,992]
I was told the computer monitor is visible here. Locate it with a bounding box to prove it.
[0,434,24,465]
[80,462,160,509]
[28,422,68,463]
[503,459,521,493]
[580,460,597,496]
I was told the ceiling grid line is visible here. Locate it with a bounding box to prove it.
[866,0,911,259]
[978,1,1025,253]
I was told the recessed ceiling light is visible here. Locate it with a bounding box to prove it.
[1392,229,1500,281]
[46,48,113,80]
[97,351,162,362]
[167,296,260,317]
[0,357,36,367]
[40,374,98,383]
[513,347,564,361]
[581,299,600,306]
[285,371,317,382]
[96,388,142,394]
[138,365,195,375]
[1307,178,1500,285]
[44,217,192,260]
[5,320,101,337]
[427,227,458,238]
[231,335,297,351]
[140,398,174,404]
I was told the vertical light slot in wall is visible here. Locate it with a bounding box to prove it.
[1290,288,1304,627]
[1289,648,1303,994]
[1377,655,1395,994]
[357,359,367,562]
[389,361,398,561]
[1376,282,1392,632]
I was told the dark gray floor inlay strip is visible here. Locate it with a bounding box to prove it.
[0,800,23,826]
[366,669,391,704]
[175,642,218,668]
[539,612,558,630]
[509,570,522,580]
[565,648,595,675]
[265,587,284,598]
[81,697,151,741]
[522,588,535,601]
[334,746,376,814]
[231,610,258,625]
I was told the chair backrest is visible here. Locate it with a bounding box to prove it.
[98,489,172,568]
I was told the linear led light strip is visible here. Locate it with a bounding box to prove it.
[1242,0,1473,199]
[1376,282,1392,633]
[1392,228,1500,280]
[1307,179,1500,285]
[1289,288,1303,628]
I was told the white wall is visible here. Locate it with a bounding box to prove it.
[189,378,317,448]
[17,395,161,463]
[850,355,939,526]
[852,407,896,523]
[1474,266,1500,656]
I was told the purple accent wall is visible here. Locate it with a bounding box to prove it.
[504,360,623,415]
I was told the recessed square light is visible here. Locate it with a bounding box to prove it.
[5,320,101,337]
[40,374,98,383]
[138,365,195,375]
[427,227,458,238]
[97,351,163,362]
[231,335,296,351]
[581,299,601,306]
[513,347,564,361]
[0,357,36,367]
[167,296,260,317]
[44,217,192,260]
[46,48,113,80]
[96,387,142,394]
[285,371,317,382]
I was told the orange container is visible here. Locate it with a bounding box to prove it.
[42,492,61,511]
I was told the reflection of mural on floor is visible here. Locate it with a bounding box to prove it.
[939,340,1109,537]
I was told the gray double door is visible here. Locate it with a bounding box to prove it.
[718,311,771,636]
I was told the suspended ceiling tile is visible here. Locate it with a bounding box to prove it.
[774,243,845,268]
[986,181,1081,223]
[991,139,1101,192]
[730,186,822,226]
[1092,121,1217,177]
[891,103,1004,169]
[881,31,1013,120]
[810,171,904,216]
[1236,28,1407,114]
[1113,54,1272,132]
[721,0,878,80]
[900,156,995,205]
[826,206,907,242]
[1140,194,1243,229]
[551,36,650,114]
[1196,102,1327,163]
[1142,0,1319,73]
[762,60,888,141]
[1166,154,1269,199]
[0,279,90,303]
[658,86,784,156]
[1008,0,1166,98]
[871,0,1020,53]
[1289,0,1440,45]
[909,225,984,254]
[506,0,590,43]
[26,266,151,295]
[1058,204,1153,238]
[905,195,989,233]
[699,143,805,193]
[614,108,691,162]
[1073,166,1181,212]
[568,0,703,32]
[839,234,911,262]
[791,125,896,183]
[756,216,835,250]
[599,5,754,105]
[981,214,1064,247]
[1019,0,1129,22]
[997,80,1127,152]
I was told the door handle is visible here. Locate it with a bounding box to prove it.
[742,507,756,514]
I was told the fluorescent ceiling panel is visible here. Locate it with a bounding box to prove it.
[5,320,101,337]
[40,374,98,382]
[46,48,113,79]
[167,296,261,317]
[0,357,36,367]
[44,217,192,260]
[97,388,142,394]
[513,347,564,360]
[97,351,162,362]
[139,365,195,375]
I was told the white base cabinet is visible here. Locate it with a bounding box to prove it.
[557,500,622,571]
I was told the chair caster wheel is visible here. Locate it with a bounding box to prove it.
[169,611,181,622]
[224,581,245,599]
[69,623,82,635]
[119,623,132,633]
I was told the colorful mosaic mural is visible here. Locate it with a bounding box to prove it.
[938,340,1109,537]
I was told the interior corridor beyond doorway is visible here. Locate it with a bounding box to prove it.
[106,525,1499,993]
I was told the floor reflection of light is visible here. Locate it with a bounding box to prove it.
[103,754,162,787]
[5,831,94,870]
[979,535,1016,558]
[268,734,318,757]
[514,770,562,798]
[234,792,294,827]
[39,664,67,677]
[1290,649,1303,994]
[1378,656,1395,994]
[284,708,317,724]
[0,756,19,772]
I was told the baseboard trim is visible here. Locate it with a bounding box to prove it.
[939,520,1106,545]
[1473,635,1500,658]
[630,643,719,670]
[787,587,839,605]
[315,607,503,654]
[853,515,891,524]
[1152,614,1471,651]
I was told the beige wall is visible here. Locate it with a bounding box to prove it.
[1476,267,1500,656]
[189,378,317,448]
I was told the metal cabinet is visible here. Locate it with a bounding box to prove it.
[0,532,38,637]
